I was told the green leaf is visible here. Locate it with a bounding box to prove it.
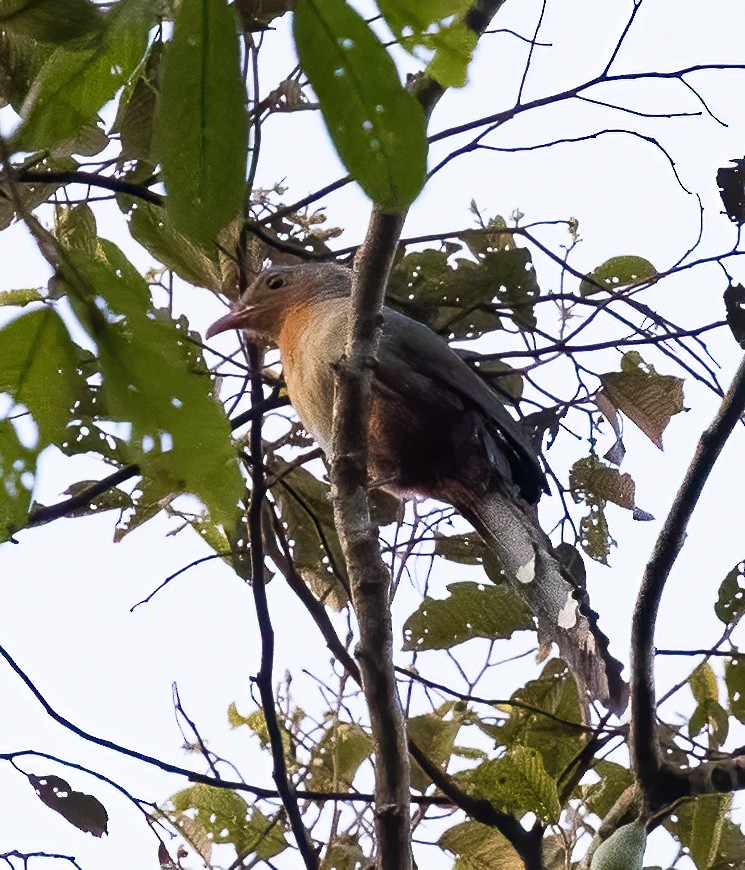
[583,761,634,820]
[59,240,243,528]
[688,662,728,747]
[402,581,533,652]
[293,0,427,210]
[54,479,133,519]
[690,661,719,706]
[0,307,85,444]
[15,0,154,151]
[190,513,231,557]
[666,795,744,870]
[579,499,613,565]
[388,240,539,339]
[306,721,373,792]
[114,39,163,165]
[0,419,36,540]
[408,702,467,791]
[167,785,287,860]
[0,288,44,307]
[599,353,684,449]
[320,833,367,870]
[470,746,561,823]
[715,563,745,627]
[725,656,745,724]
[580,255,657,297]
[488,659,585,780]
[55,202,98,254]
[0,0,103,44]
[377,0,477,88]
[155,0,248,245]
[425,18,479,89]
[433,531,486,565]
[440,820,524,869]
[118,198,234,292]
[0,27,50,110]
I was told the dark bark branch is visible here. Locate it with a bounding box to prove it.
[245,342,318,868]
[17,170,162,206]
[27,465,141,527]
[630,354,745,808]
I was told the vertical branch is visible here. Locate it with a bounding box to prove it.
[239,46,318,861]
[630,354,745,804]
[329,210,411,869]
[246,344,319,868]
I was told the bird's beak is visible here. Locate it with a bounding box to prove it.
[205,305,255,339]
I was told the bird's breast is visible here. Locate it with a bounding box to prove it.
[277,299,351,456]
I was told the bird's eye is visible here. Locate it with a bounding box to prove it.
[266,274,285,290]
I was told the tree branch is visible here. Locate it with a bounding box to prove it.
[328,6,512,867]
[630,354,745,808]
[246,339,317,866]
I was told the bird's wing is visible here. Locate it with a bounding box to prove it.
[378,307,546,499]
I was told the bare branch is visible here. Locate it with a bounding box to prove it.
[630,355,745,807]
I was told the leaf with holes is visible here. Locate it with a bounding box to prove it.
[433,531,486,565]
[294,0,427,210]
[468,745,561,823]
[665,794,745,870]
[408,702,468,792]
[715,562,745,628]
[582,761,634,820]
[726,656,745,724]
[569,455,635,511]
[599,353,684,449]
[29,774,108,837]
[167,785,287,860]
[306,721,373,792]
[58,240,243,528]
[580,255,657,296]
[484,660,584,780]
[403,581,533,652]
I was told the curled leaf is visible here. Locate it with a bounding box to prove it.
[599,353,684,449]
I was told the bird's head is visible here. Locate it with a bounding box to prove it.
[206,262,353,341]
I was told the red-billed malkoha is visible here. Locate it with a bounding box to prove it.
[207,262,627,713]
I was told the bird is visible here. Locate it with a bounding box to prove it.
[207,262,627,713]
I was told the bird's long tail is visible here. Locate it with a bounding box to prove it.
[460,489,628,715]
